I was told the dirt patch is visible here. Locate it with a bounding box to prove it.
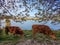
[0,39,60,45]
[14,39,60,45]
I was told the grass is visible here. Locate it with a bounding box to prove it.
[0,30,60,43]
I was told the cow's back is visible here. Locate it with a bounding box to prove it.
[32,24,51,33]
[5,26,23,34]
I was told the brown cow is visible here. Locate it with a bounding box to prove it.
[5,26,24,39]
[32,24,56,40]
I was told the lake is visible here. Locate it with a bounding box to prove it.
[1,19,60,30]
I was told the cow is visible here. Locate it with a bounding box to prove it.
[5,26,24,39]
[32,24,56,40]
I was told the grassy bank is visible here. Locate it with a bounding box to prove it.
[0,30,60,43]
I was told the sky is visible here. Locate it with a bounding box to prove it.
[0,0,60,16]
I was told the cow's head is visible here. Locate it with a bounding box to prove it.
[50,32,56,40]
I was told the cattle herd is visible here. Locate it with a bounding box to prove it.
[4,24,56,40]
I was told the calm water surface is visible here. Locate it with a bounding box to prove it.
[1,19,60,30]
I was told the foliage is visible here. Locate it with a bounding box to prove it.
[0,0,60,24]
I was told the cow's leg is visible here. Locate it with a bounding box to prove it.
[20,34,24,41]
[18,30,24,40]
[21,34,24,39]
[5,27,9,35]
[12,30,16,36]
[32,29,37,40]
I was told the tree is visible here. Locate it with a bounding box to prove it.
[0,0,60,24]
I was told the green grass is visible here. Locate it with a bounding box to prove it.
[0,30,60,43]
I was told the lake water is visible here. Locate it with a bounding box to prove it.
[1,19,60,30]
